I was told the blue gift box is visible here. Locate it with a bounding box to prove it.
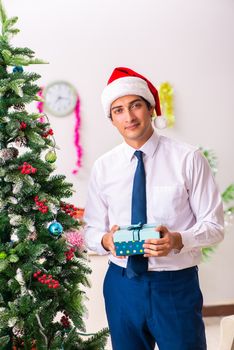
[114,223,160,256]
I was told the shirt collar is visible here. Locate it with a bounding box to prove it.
[123,131,159,162]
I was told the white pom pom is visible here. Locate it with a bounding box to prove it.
[154,116,167,129]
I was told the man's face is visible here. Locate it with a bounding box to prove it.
[110,95,154,147]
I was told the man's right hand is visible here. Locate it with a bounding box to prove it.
[101,225,125,259]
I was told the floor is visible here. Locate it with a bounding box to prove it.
[105,317,222,350]
[204,317,222,350]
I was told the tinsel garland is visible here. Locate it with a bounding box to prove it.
[159,82,175,127]
[36,88,83,174]
[37,88,45,123]
[72,98,83,174]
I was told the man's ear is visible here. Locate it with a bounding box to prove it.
[150,108,156,119]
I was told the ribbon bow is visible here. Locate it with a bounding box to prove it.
[127,222,144,241]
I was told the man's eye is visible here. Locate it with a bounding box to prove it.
[114,108,124,114]
[131,102,142,109]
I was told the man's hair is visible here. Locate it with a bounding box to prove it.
[108,96,152,120]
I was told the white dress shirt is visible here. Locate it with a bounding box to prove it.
[84,131,224,271]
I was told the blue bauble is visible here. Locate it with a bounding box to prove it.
[13,66,24,73]
[48,221,63,237]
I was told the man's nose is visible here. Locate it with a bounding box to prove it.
[125,108,135,122]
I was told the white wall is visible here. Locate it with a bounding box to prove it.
[5,0,234,327]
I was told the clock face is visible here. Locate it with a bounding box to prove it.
[44,81,77,117]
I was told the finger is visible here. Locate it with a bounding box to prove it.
[110,225,119,234]
[110,248,117,256]
[155,225,169,234]
[109,243,115,251]
[144,251,168,257]
[144,243,165,251]
[144,238,167,246]
[144,246,165,255]
[144,238,161,244]
[144,248,169,258]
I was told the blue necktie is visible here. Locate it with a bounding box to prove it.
[126,150,148,278]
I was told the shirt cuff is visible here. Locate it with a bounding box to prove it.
[84,228,110,256]
[179,224,205,252]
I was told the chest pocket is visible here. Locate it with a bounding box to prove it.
[151,185,188,220]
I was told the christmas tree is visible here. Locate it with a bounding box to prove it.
[0,2,108,349]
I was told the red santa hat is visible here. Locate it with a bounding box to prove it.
[101,67,167,129]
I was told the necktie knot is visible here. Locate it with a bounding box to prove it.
[134,150,143,162]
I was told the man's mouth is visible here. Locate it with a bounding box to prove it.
[125,123,140,130]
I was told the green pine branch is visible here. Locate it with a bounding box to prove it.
[222,184,234,203]
[200,147,217,175]
[0,0,20,42]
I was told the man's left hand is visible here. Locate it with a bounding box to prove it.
[143,225,184,257]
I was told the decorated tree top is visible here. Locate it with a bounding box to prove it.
[0,1,108,349]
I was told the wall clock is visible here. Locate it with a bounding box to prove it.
[43,81,77,117]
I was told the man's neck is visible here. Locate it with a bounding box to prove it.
[124,129,154,149]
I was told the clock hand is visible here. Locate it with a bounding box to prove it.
[56,96,69,102]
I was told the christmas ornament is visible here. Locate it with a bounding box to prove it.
[60,313,71,328]
[12,180,23,194]
[9,214,22,226]
[13,66,24,73]
[8,254,19,263]
[33,270,60,289]
[48,220,63,237]
[8,196,18,204]
[18,162,37,174]
[8,317,18,327]
[45,150,57,163]
[11,231,19,242]
[12,325,24,337]
[65,247,75,261]
[34,196,49,213]
[60,202,79,218]
[65,229,84,249]
[27,231,37,241]
[13,103,25,111]
[73,207,84,219]
[0,252,7,259]
[15,136,27,147]
[42,128,53,138]
[159,82,175,128]
[20,121,27,130]
[0,147,19,163]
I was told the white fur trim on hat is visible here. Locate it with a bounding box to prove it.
[101,76,155,117]
[154,115,167,129]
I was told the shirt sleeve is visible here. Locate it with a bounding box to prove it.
[84,161,110,255]
[179,149,224,252]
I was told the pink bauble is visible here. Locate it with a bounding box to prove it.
[65,229,84,249]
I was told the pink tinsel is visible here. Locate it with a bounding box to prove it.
[37,88,45,123]
[65,229,84,249]
[72,98,83,174]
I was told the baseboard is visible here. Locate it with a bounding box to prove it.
[203,304,234,317]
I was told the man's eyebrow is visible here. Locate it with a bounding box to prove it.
[111,98,143,111]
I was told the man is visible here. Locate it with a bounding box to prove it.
[84,67,224,350]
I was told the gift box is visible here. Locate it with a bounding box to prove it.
[114,223,160,256]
